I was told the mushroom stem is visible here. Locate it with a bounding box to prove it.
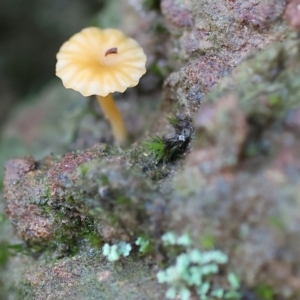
[96,94,127,144]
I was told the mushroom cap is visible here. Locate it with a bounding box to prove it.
[56,27,147,97]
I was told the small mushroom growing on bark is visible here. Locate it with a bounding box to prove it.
[56,27,147,144]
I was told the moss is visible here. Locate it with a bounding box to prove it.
[41,204,52,215]
[244,141,261,157]
[79,164,89,176]
[143,136,167,163]
[107,214,120,226]
[6,241,55,259]
[87,232,102,247]
[199,235,215,250]
[154,23,168,34]
[143,116,193,164]
[150,62,172,78]
[7,243,26,254]
[67,196,75,204]
[0,214,6,224]
[254,284,274,300]
[267,216,285,230]
[116,196,132,206]
[37,193,100,257]
[51,218,98,255]
[0,215,10,265]
[167,117,180,127]
[0,243,10,266]
[100,175,110,185]
[142,0,161,11]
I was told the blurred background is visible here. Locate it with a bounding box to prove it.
[0,0,106,128]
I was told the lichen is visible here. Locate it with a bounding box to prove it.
[102,242,132,261]
[157,232,241,300]
[135,236,153,254]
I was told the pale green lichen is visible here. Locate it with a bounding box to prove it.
[102,242,132,262]
[176,234,192,247]
[162,232,193,247]
[162,232,177,245]
[157,232,241,300]
[135,236,150,253]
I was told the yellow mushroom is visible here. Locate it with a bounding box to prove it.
[56,27,147,145]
